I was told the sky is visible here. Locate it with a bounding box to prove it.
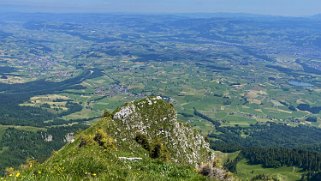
[0,0,321,17]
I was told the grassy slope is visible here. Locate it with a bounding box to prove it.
[4,108,208,180]
[214,151,303,181]
[236,159,303,181]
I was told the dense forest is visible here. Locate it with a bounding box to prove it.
[210,122,321,152]
[243,147,321,171]
[0,124,88,174]
[0,68,105,174]
[209,122,321,179]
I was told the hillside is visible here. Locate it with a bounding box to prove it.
[5,97,232,180]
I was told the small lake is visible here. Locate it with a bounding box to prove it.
[288,81,314,87]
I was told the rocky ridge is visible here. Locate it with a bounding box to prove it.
[9,96,233,180]
[111,96,214,166]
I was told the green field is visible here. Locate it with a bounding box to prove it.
[236,159,303,181]
[0,13,321,177]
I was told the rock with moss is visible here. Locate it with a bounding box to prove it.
[111,96,214,167]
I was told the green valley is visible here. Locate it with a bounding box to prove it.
[0,12,321,180]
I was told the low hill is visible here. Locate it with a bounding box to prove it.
[6,97,232,180]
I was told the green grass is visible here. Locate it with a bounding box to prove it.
[236,159,303,181]
[4,98,213,181]
[214,151,240,167]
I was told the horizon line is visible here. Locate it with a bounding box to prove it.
[0,11,319,18]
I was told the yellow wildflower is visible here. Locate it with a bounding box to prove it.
[15,172,20,177]
[92,173,97,176]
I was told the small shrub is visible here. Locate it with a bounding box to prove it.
[135,133,150,151]
[102,111,112,118]
[150,144,161,159]
[5,167,15,176]
[79,129,115,149]
[20,158,39,170]
[79,134,94,148]
[199,165,211,176]
[150,141,170,161]
[93,129,115,149]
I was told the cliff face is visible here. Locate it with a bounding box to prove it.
[9,97,220,180]
[111,96,214,166]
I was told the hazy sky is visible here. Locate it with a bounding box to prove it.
[1,0,321,16]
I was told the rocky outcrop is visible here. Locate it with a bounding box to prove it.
[15,96,233,181]
[111,96,214,167]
